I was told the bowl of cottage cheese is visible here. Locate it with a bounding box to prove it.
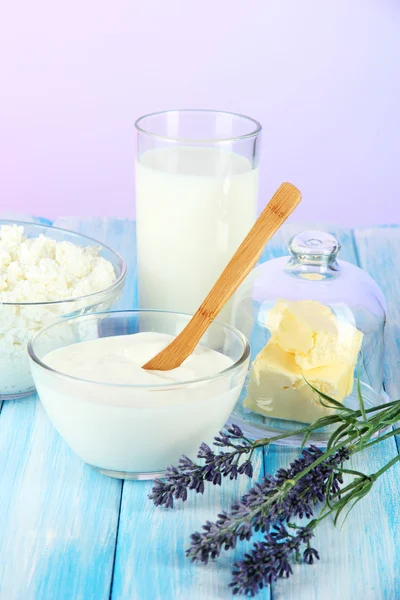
[0,221,126,399]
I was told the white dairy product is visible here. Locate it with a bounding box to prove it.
[44,332,233,385]
[31,332,245,475]
[0,225,117,396]
[136,147,258,321]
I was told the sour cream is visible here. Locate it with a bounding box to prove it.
[31,332,246,478]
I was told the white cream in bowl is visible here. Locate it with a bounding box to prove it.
[30,331,248,478]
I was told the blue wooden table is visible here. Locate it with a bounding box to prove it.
[0,216,400,600]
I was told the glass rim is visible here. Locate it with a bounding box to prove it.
[0,219,127,306]
[134,109,262,143]
[28,309,251,390]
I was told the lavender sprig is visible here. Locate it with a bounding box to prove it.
[230,525,318,596]
[186,445,349,565]
[150,392,400,596]
[149,424,253,508]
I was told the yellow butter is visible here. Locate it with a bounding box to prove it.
[245,299,363,423]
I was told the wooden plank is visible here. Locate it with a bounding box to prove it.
[0,398,121,600]
[0,217,140,599]
[261,225,400,599]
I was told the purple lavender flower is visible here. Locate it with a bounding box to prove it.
[230,525,318,596]
[186,445,349,565]
[150,427,349,595]
[149,425,253,508]
[149,383,399,596]
[303,546,320,565]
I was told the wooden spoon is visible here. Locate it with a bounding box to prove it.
[143,182,301,371]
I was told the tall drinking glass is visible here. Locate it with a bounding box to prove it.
[135,109,261,321]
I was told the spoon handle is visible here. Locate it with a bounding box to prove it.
[144,182,301,371]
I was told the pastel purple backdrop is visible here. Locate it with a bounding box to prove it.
[1,0,399,226]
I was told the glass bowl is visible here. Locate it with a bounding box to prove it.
[0,220,126,399]
[230,230,388,446]
[28,310,250,480]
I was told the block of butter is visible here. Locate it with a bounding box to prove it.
[244,299,363,424]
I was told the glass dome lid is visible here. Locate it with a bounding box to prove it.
[230,230,387,446]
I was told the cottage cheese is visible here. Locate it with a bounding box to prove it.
[0,225,117,397]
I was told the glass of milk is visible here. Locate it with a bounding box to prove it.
[135,109,261,321]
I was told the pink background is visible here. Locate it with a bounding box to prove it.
[1,0,399,225]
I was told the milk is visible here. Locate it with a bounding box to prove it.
[135,147,258,320]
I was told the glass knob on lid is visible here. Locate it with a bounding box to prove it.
[286,231,341,280]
